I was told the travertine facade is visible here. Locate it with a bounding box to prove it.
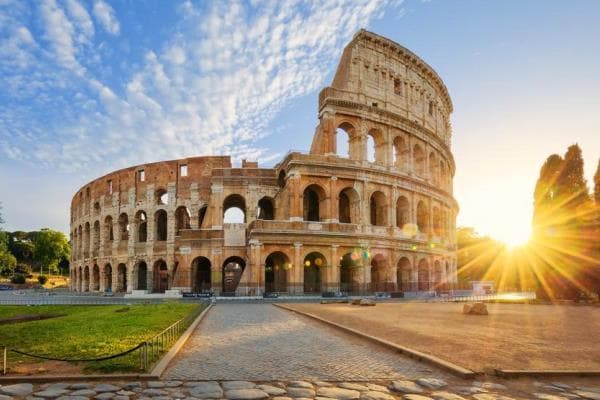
[69,30,459,296]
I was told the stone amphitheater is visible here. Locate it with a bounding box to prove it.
[69,30,459,297]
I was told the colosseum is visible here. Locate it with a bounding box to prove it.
[69,30,458,297]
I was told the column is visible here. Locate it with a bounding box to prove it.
[293,243,303,294]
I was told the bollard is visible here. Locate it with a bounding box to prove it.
[3,346,7,375]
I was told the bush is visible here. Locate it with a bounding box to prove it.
[37,275,48,285]
[11,274,26,284]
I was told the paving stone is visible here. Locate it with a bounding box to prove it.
[316,397,337,400]
[122,383,142,391]
[47,384,71,391]
[286,387,315,398]
[256,385,286,396]
[224,388,269,400]
[188,381,223,398]
[360,390,395,400]
[170,391,187,398]
[147,382,165,389]
[113,396,129,400]
[33,389,70,398]
[533,394,570,400]
[165,381,183,388]
[295,398,314,400]
[455,387,488,395]
[316,387,360,400]
[315,382,334,387]
[115,391,136,397]
[472,394,516,400]
[70,384,93,391]
[288,382,314,389]
[551,384,572,391]
[339,383,369,391]
[94,385,121,393]
[365,385,388,393]
[403,395,434,400]
[0,395,14,400]
[223,382,256,390]
[1,383,34,396]
[416,378,446,390]
[473,383,508,391]
[141,389,169,397]
[578,388,600,394]
[574,391,600,400]
[272,397,293,400]
[388,381,423,394]
[431,392,467,400]
[70,390,96,397]
[95,393,115,400]
[56,396,89,400]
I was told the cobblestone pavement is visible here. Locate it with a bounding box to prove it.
[1,378,600,400]
[164,304,447,381]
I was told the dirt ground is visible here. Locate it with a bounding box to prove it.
[285,302,600,372]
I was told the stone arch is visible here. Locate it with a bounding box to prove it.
[433,260,443,289]
[339,251,361,294]
[338,187,360,224]
[153,259,169,293]
[370,253,388,292]
[396,196,409,228]
[418,259,430,291]
[191,257,212,293]
[429,151,438,184]
[278,170,286,189]
[78,266,83,291]
[265,251,290,293]
[92,264,100,291]
[135,210,147,242]
[198,205,208,228]
[336,122,353,158]
[367,128,385,164]
[223,194,246,223]
[393,136,409,170]
[104,215,114,242]
[156,188,169,205]
[413,144,425,176]
[370,191,388,226]
[155,209,168,241]
[83,265,90,292]
[303,184,327,222]
[84,222,90,258]
[175,206,191,234]
[135,261,148,290]
[417,201,429,234]
[118,213,129,241]
[257,197,275,220]
[104,263,112,292]
[222,256,245,294]
[397,257,411,292]
[303,252,326,294]
[116,263,127,293]
[92,221,100,255]
[432,207,441,236]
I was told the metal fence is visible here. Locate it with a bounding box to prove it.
[432,291,537,303]
[1,303,206,375]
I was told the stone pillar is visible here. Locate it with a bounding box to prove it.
[289,174,302,221]
[293,243,303,294]
[329,245,339,293]
[329,176,338,222]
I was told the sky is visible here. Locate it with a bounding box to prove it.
[0,0,599,246]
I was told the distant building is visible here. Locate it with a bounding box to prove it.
[69,30,459,296]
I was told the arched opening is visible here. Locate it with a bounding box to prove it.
[155,210,168,241]
[338,187,360,224]
[92,221,100,254]
[83,266,90,292]
[136,261,148,290]
[432,207,441,236]
[396,196,409,228]
[135,211,147,242]
[153,260,169,293]
[370,191,388,226]
[191,257,211,293]
[336,123,352,158]
[116,263,127,293]
[84,223,90,257]
[265,252,290,293]
[175,206,191,234]
[303,184,325,222]
[413,144,425,176]
[118,213,129,241]
[104,216,114,241]
[222,256,245,294]
[429,151,438,184]
[77,226,82,258]
[78,267,82,291]
[156,189,169,205]
[366,134,376,162]
[439,160,446,189]
[257,197,275,220]
[397,257,411,292]
[303,252,326,293]
[277,170,286,189]
[198,205,208,228]
[433,260,443,290]
[340,252,361,294]
[92,264,100,291]
[367,129,384,164]
[223,194,246,223]
[93,201,100,215]
[370,254,388,292]
[417,201,429,234]
[418,259,430,291]
[104,264,112,292]
[393,136,408,170]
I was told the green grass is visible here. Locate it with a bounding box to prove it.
[0,302,204,373]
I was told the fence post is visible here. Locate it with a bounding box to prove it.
[3,346,7,375]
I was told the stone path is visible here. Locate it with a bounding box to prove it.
[164,304,446,381]
[1,378,599,400]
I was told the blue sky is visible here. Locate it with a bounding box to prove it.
[0,0,599,244]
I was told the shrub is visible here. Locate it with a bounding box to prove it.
[37,275,48,285]
[11,274,26,284]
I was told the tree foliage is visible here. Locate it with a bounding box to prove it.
[32,229,70,275]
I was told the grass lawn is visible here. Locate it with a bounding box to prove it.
[285,302,600,372]
[0,302,203,374]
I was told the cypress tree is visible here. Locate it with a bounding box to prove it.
[594,159,600,204]
[533,154,562,231]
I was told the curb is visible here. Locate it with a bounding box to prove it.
[274,304,476,379]
[495,369,600,378]
[151,303,213,377]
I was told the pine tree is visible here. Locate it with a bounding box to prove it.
[594,159,600,204]
[532,154,562,231]
[556,144,589,214]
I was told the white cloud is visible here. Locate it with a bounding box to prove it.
[65,0,94,44]
[93,0,120,35]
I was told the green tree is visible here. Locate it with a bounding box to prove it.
[32,229,70,275]
[0,251,17,276]
[594,158,600,204]
[532,154,563,231]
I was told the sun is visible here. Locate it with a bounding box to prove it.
[495,225,532,249]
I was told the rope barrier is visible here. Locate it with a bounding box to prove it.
[6,342,144,362]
